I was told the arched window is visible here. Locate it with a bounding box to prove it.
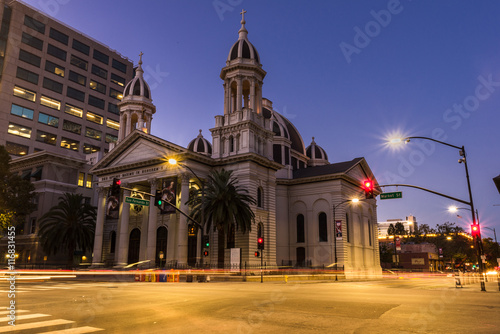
[229,136,234,152]
[346,213,350,243]
[110,231,116,253]
[318,212,327,242]
[368,220,372,246]
[297,214,305,243]
[257,187,263,208]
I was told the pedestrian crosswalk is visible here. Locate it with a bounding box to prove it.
[0,308,104,333]
[0,282,116,294]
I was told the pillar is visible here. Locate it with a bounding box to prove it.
[250,79,255,111]
[125,112,132,138]
[176,174,190,266]
[146,179,158,265]
[139,200,149,262]
[91,187,107,266]
[116,187,131,266]
[236,76,242,112]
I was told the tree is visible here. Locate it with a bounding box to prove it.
[0,146,35,233]
[187,169,255,267]
[394,222,406,236]
[436,222,463,235]
[387,223,395,236]
[38,193,96,268]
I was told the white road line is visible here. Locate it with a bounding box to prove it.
[0,319,73,333]
[0,310,28,315]
[38,326,105,333]
[0,313,49,322]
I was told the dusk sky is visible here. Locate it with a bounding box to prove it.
[23,0,500,239]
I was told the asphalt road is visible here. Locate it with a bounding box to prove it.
[2,275,500,333]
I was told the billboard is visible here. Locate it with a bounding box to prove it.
[159,177,177,214]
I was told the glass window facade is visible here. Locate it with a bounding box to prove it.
[110,73,125,87]
[91,64,107,79]
[112,59,127,73]
[64,103,83,118]
[16,66,38,84]
[8,123,31,139]
[69,70,86,86]
[83,143,100,155]
[89,80,106,94]
[21,32,43,50]
[42,77,63,94]
[49,27,69,45]
[70,55,88,70]
[67,86,85,102]
[85,127,102,140]
[13,86,36,102]
[6,141,28,156]
[19,49,41,67]
[63,120,82,134]
[11,104,34,119]
[108,102,119,115]
[45,60,65,77]
[47,44,67,61]
[106,119,119,130]
[72,39,89,55]
[105,133,118,143]
[40,95,61,110]
[36,130,57,145]
[61,137,79,151]
[78,172,84,186]
[109,88,123,101]
[38,112,59,127]
[93,49,109,64]
[88,95,105,109]
[86,112,103,124]
[24,15,45,33]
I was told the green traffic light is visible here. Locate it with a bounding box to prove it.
[157,200,162,206]
[205,242,209,247]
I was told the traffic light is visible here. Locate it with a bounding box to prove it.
[110,178,121,198]
[257,237,264,250]
[154,190,162,208]
[471,224,480,238]
[203,235,210,248]
[254,251,260,257]
[203,250,209,257]
[362,180,374,199]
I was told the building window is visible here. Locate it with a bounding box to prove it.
[88,95,105,109]
[24,15,45,33]
[69,70,86,86]
[36,130,57,145]
[90,80,106,94]
[70,54,88,70]
[346,213,350,243]
[86,174,92,188]
[42,77,63,94]
[64,103,83,118]
[106,119,119,131]
[63,120,82,134]
[38,112,59,127]
[45,60,65,77]
[11,104,34,120]
[83,143,100,154]
[93,49,109,64]
[21,32,43,51]
[19,49,41,67]
[8,123,31,139]
[61,137,79,151]
[13,86,36,102]
[109,88,123,101]
[6,141,28,156]
[110,73,125,87]
[67,86,85,102]
[112,59,127,73]
[105,133,118,143]
[72,39,89,55]
[319,212,327,242]
[32,167,42,181]
[16,67,38,85]
[49,27,68,45]
[91,64,107,79]
[86,112,103,125]
[85,127,102,140]
[297,214,305,243]
[30,218,36,234]
[78,172,84,186]
[47,44,67,61]
[108,103,119,115]
[40,95,61,110]
[257,187,263,208]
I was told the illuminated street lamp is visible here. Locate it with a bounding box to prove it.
[332,198,361,281]
[390,136,485,291]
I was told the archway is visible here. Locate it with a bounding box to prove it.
[156,226,168,267]
[127,228,140,264]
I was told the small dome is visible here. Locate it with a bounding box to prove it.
[188,130,212,156]
[122,53,152,100]
[306,137,329,166]
[227,11,260,64]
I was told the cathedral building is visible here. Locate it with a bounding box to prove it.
[90,13,382,278]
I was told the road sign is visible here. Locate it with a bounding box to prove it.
[125,196,150,206]
[380,191,402,200]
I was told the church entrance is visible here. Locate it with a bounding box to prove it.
[128,228,140,264]
[296,247,305,267]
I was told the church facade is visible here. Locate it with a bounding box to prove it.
[90,13,382,278]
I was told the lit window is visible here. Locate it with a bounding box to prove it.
[86,112,103,125]
[13,86,36,102]
[85,127,102,140]
[45,60,65,77]
[109,88,123,101]
[105,134,118,143]
[8,123,32,139]
[64,103,83,118]
[36,130,57,145]
[40,95,61,110]
[111,73,125,87]
[106,119,119,130]
[90,80,106,94]
[6,141,28,156]
[38,112,59,127]
[61,137,79,151]
[86,174,92,188]
[78,172,84,187]
[83,143,101,154]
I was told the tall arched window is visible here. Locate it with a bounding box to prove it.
[346,213,350,243]
[297,214,305,243]
[257,187,263,208]
[318,212,327,242]
[229,136,234,152]
[110,231,116,253]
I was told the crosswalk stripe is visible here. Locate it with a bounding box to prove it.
[0,310,28,315]
[0,319,73,333]
[38,326,104,333]
[0,313,49,322]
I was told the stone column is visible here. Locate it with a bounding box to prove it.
[116,186,131,266]
[176,174,190,266]
[125,112,132,138]
[139,198,149,262]
[223,82,228,115]
[92,187,108,266]
[236,76,242,112]
[146,179,159,265]
[250,79,255,111]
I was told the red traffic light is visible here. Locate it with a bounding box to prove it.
[363,180,373,190]
[254,251,260,257]
[203,250,209,257]
[362,179,374,199]
[471,224,480,237]
[257,237,264,250]
[113,178,121,186]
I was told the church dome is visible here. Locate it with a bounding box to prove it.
[188,130,212,156]
[122,53,152,100]
[306,137,329,166]
[269,108,305,155]
[226,10,260,65]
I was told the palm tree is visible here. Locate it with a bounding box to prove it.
[187,169,255,267]
[38,193,96,268]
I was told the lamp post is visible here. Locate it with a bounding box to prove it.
[169,159,205,268]
[392,136,485,291]
[332,198,360,281]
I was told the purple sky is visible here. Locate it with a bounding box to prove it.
[24,0,500,239]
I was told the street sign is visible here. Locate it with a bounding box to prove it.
[380,191,402,200]
[125,196,150,206]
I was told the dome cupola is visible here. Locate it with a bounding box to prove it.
[227,10,260,65]
[188,130,212,156]
[122,52,152,101]
[306,137,329,166]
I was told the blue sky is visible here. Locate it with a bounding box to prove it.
[25,0,500,239]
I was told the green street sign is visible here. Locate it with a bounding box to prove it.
[125,196,150,206]
[380,192,402,200]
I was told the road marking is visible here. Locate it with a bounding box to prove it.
[0,313,49,322]
[0,310,28,315]
[38,326,104,333]
[0,319,73,333]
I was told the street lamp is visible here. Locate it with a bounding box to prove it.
[332,198,360,281]
[169,158,206,268]
[391,136,485,291]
